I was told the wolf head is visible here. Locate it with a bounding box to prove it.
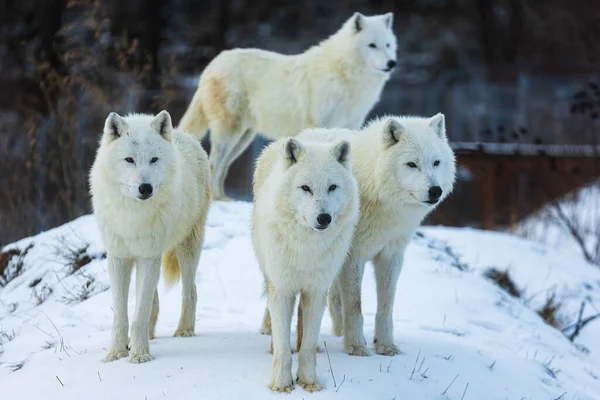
[99,110,176,202]
[340,12,397,75]
[376,114,456,208]
[279,134,358,232]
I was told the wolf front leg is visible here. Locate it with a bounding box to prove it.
[373,243,406,356]
[104,257,133,362]
[296,290,327,392]
[339,257,370,356]
[129,257,161,363]
[338,257,371,356]
[267,287,295,392]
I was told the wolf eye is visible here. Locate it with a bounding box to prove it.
[301,185,312,194]
[328,184,337,192]
[386,43,390,48]
[407,162,417,168]
[433,160,440,166]
[125,157,134,164]
[368,43,377,49]
[150,157,159,164]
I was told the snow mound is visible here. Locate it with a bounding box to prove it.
[1,201,599,399]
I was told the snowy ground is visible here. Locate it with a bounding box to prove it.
[1,201,600,400]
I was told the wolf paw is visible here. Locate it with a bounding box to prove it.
[173,329,195,337]
[259,325,272,335]
[129,352,154,364]
[103,348,129,362]
[298,381,323,393]
[270,383,295,393]
[375,342,401,356]
[345,344,371,357]
[293,345,322,353]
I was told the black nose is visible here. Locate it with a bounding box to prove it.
[387,60,397,69]
[428,186,442,202]
[139,184,153,197]
[316,213,332,228]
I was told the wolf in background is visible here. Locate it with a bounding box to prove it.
[178,12,397,200]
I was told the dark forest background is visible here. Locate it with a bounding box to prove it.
[1,0,600,246]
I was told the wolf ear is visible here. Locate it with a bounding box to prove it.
[332,140,351,167]
[104,112,128,142]
[382,12,393,29]
[383,118,404,148]
[150,110,173,141]
[284,138,303,166]
[429,113,447,140]
[352,12,364,33]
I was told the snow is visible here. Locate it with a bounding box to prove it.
[1,201,600,399]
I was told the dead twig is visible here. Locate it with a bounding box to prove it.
[335,374,346,393]
[562,301,600,342]
[409,349,421,380]
[323,341,337,387]
[552,201,595,264]
[442,374,459,396]
[460,382,469,400]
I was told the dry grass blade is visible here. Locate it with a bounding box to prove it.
[484,267,521,298]
[537,292,563,328]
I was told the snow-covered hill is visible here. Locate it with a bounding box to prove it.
[1,202,599,399]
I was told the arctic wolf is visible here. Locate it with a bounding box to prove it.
[252,132,359,392]
[179,12,397,200]
[90,111,211,363]
[260,114,456,357]
[327,114,456,356]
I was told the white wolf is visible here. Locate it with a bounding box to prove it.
[252,132,359,392]
[89,110,211,363]
[260,114,456,357]
[178,12,397,200]
[328,114,456,356]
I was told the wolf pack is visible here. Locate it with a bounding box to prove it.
[89,12,457,393]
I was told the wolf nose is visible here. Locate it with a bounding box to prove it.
[387,60,397,69]
[428,186,442,202]
[316,213,332,229]
[139,184,153,197]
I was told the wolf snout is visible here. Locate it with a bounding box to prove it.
[138,183,153,200]
[386,60,397,70]
[427,186,442,204]
[316,213,332,230]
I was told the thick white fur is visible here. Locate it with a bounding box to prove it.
[178,12,397,200]
[90,111,211,363]
[252,131,359,392]
[261,114,456,357]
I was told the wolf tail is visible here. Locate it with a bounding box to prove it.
[162,250,180,288]
[177,87,209,141]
